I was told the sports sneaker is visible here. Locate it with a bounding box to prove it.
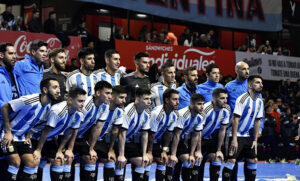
[269,159,276,163]
[281,158,288,163]
[295,159,300,165]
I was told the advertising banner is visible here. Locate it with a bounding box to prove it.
[236,51,300,81]
[116,40,235,76]
[0,30,82,65]
[77,0,282,31]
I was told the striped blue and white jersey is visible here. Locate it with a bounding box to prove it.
[97,107,124,142]
[177,106,204,141]
[0,94,51,142]
[121,103,151,143]
[66,69,98,96]
[31,101,83,141]
[93,69,120,86]
[77,96,110,138]
[202,101,230,139]
[151,82,176,106]
[229,92,264,137]
[150,105,182,143]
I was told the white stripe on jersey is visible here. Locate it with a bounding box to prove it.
[93,69,120,86]
[150,105,181,143]
[0,94,51,142]
[66,69,98,96]
[121,103,151,143]
[98,107,124,142]
[202,102,230,139]
[31,101,83,141]
[150,82,176,106]
[77,96,110,138]
[229,92,264,137]
[177,106,204,141]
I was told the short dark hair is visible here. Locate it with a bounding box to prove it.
[94,81,112,92]
[0,42,13,53]
[49,48,65,59]
[135,88,151,98]
[112,85,127,95]
[40,78,58,93]
[163,88,179,104]
[205,63,219,74]
[30,40,48,52]
[68,88,87,99]
[183,66,197,76]
[78,47,95,60]
[212,88,227,98]
[105,49,119,59]
[248,75,263,84]
[161,61,175,73]
[190,93,205,103]
[134,52,149,62]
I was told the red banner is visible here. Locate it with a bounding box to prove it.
[116,40,235,76]
[0,30,81,65]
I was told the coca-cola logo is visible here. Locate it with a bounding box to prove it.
[14,35,61,59]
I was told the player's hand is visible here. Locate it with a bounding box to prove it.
[161,151,168,165]
[147,152,153,164]
[64,149,74,162]
[188,155,195,167]
[230,139,238,155]
[295,136,299,141]
[194,151,203,163]
[251,141,258,155]
[33,150,42,161]
[116,155,127,169]
[89,149,98,161]
[55,151,64,164]
[216,150,224,161]
[2,132,13,147]
[108,150,116,162]
[168,154,178,167]
[142,154,149,167]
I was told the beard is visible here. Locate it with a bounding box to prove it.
[47,92,58,102]
[54,61,65,71]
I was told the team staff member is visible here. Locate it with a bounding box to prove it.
[222,75,264,181]
[120,52,150,104]
[151,61,176,107]
[1,78,60,181]
[66,47,98,96]
[116,88,151,181]
[94,49,121,86]
[43,48,67,103]
[13,40,48,96]
[31,88,86,181]
[197,88,230,181]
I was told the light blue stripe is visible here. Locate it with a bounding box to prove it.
[86,76,92,96]
[158,86,164,105]
[84,164,96,171]
[111,75,116,86]
[247,163,257,170]
[8,165,19,175]
[76,74,83,89]
[104,162,115,169]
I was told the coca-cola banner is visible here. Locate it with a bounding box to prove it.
[0,30,82,65]
[116,40,235,76]
[236,51,300,82]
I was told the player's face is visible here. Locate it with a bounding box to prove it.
[0,46,17,67]
[107,53,120,71]
[207,68,220,83]
[53,52,66,71]
[191,101,204,113]
[163,66,176,84]
[83,54,95,71]
[32,46,48,63]
[136,57,150,74]
[250,78,263,93]
[47,80,60,101]
[215,93,228,108]
[98,88,112,104]
[237,63,249,79]
[72,95,86,112]
[187,70,198,85]
[167,93,179,110]
[112,93,127,108]
[138,94,152,109]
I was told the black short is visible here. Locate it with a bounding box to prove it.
[152,143,164,158]
[73,139,90,156]
[124,143,142,158]
[227,137,256,160]
[177,140,192,156]
[31,139,58,159]
[201,138,218,155]
[94,140,109,159]
[3,141,33,156]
